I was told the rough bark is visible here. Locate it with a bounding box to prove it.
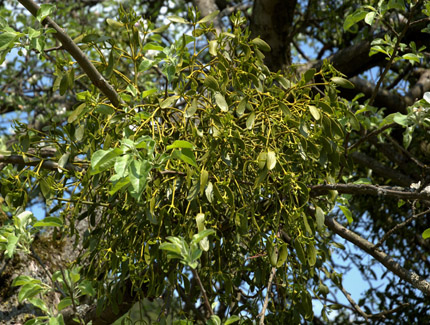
[250,0,297,71]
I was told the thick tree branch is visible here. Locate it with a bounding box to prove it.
[250,0,297,71]
[325,217,430,296]
[17,0,121,107]
[310,183,428,200]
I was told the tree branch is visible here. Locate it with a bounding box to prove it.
[17,0,122,107]
[324,217,430,296]
[258,266,276,324]
[310,183,428,200]
[0,153,82,171]
[349,151,415,187]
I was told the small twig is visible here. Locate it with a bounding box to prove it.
[348,122,397,151]
[258,266,277,325]
[368,1,423,106]
[375,206,430,249]
[191,267,214,317]
[386,135,427,169]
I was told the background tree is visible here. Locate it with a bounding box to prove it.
[1,0,430,324]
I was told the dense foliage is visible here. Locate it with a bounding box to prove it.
[1,0,430,324]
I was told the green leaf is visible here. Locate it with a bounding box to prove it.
[364,11,376,25]
[142,88,157,99]
[304,69,316,83]
[37,4,55,22]
[167,140,194,150]
[294,240,306,265]
[0,31,18,50]
[266,151,276,170]
[28,297,48,313]
[95,104,115,115]
[422,228,430,239]
[185,98,198,118]
[106,18,124,28]
[68,103,86,123]
[197,10,220,24]
[90,148,122,175]
[402,53,420,63]
[343,9,368,31]
[167,15,190,24]
[277,244,288,267]
[57,297,72,311]
[138,58,154,72]
[315,206,325,230]
[215,92,228,112]
[34,217,63,227]
[192,229,216,245]
[204,75,219,91]
[173,149,198,167]
[128,160,151,200]
[339,205,353,224]
[307,243,317,266]
[18,283,44,302]
[160,96,179,108]
[143,42,164,51]
[309,105,320,120]
[207,315,221,325]
[331,77,354,89]
[392,112,409,126]
[208,40,217,56]
[251,37,271,52]
[246,112,256,130]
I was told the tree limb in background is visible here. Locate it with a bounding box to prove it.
[325,217,430,296]
[310,183,428,200]
[17,0,122,107]
[349,151,415,187]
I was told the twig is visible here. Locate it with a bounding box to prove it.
[348,122,397,151]
[191,267,214,317]
[18,0,122,107]
[375,206,430,249]
[258,266,276,325]
[386,135,427,169]
[325,217,430,296]
[368,0,423,106]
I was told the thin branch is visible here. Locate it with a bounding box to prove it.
[386,135,427,169]
[368,0,423,106]
[310,183,430,201]
[17,0,122,107]
[191,267,214,317]
[325,217,430,296]
[338,285,368,321]
[348,122,397,151]
[375,206,430,249]
[349,151,414,187]
[258,266,276,325]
